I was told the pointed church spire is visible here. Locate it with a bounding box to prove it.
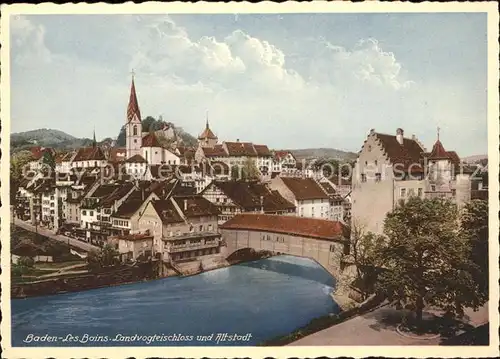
[437,126,440,141]
[92,127,97,148]
[127,70,141,123]
[205,110,209,129]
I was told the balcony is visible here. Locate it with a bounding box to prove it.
[162,231,221,242]
[165,240,221,253]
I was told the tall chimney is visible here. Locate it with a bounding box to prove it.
[411,134,416,141]
[396,128,404,145]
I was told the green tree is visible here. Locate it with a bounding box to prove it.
[342,222,387,300]
[461,199,488,297]
[10,150,34,182]
[375,197,485,328]
[116,125,126,146]
[86,244,119,271]
[18,256,35,268]
[243,158,260,180]
[41,150,56,170]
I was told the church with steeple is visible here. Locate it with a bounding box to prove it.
[126,74,143,159]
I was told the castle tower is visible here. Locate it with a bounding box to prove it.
[126,74,142,158]
[197,112,218,148]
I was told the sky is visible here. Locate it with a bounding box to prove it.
[9,13,488,156]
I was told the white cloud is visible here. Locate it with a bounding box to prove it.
[10,15,52,66]
[9,15,487,156]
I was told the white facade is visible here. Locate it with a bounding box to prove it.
[125,161,147,178]
[71,159,107,168]
[296,198,330,220]
[80,208,98,229]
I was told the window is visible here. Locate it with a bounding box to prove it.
[199,225,203,232]
[329,244,335,253]
[145,151,148,159]
[133,125,138,136]
[90,211,94,216]
[361,174,367,183]
[97,215,101,221]
[418,188,423,197]
[451,189,456,196]
[400,188,406,198]
[208,224,213,231]
[374,160,378,165]
[375,173,381,182]
[408,188,415,197]
[82,210,87,215]
[367,145,372,152]
[94,161,97,167]
[343,243,350,255]
[431,185,436,191]
[134,139,137,143]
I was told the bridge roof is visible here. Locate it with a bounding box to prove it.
[220,213,347,242]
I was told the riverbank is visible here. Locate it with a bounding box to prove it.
[260,293,386,346]
[11,249,277,299]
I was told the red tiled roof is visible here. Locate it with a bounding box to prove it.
[225,141,258,157]
[142,133,162,148]
[172,196,220,218]
[254,144,272,157]
[207,180,295,212]
[220,214,346,242]
[202,144,227,157]
[109,148,127,162]
[198,123,218,140]
[127,78,141,123]
[125,154,147,163]
[429,140,448,159]
[73,147,106,161]
[374,133,424,165]
[280,177,329,200]
[274,150,294,161]
[30,146,55,160]
[151,199,184,224]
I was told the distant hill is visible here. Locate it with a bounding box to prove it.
[289,148,358,162]
[11,129,94,153]
[462,154,488,164]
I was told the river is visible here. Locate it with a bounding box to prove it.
[11,255,340,346]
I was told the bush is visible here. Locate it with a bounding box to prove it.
[18,256,34,268]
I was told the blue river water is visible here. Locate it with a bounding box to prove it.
[11,255,339,346]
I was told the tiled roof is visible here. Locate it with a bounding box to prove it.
[152,199,184,224]
[127,78,141,123]
[208,180,295,212]
[280,177,329,200]
[273,150,294,160]
[224,141,258,157]
[142,133,162,148]
[172,196,220,218]
[125,154,148,163]
[30,146,56,160]
[116,233,153,242]
[198,123,218,140]
[73,147,106,161]
[220,214,346,242]
[254,144,272,157]
[113,187,151,218]
[202,144,227,157]
[108,147,127,162]
[374,133,424,165]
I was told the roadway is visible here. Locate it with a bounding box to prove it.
[13,218,100,252]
